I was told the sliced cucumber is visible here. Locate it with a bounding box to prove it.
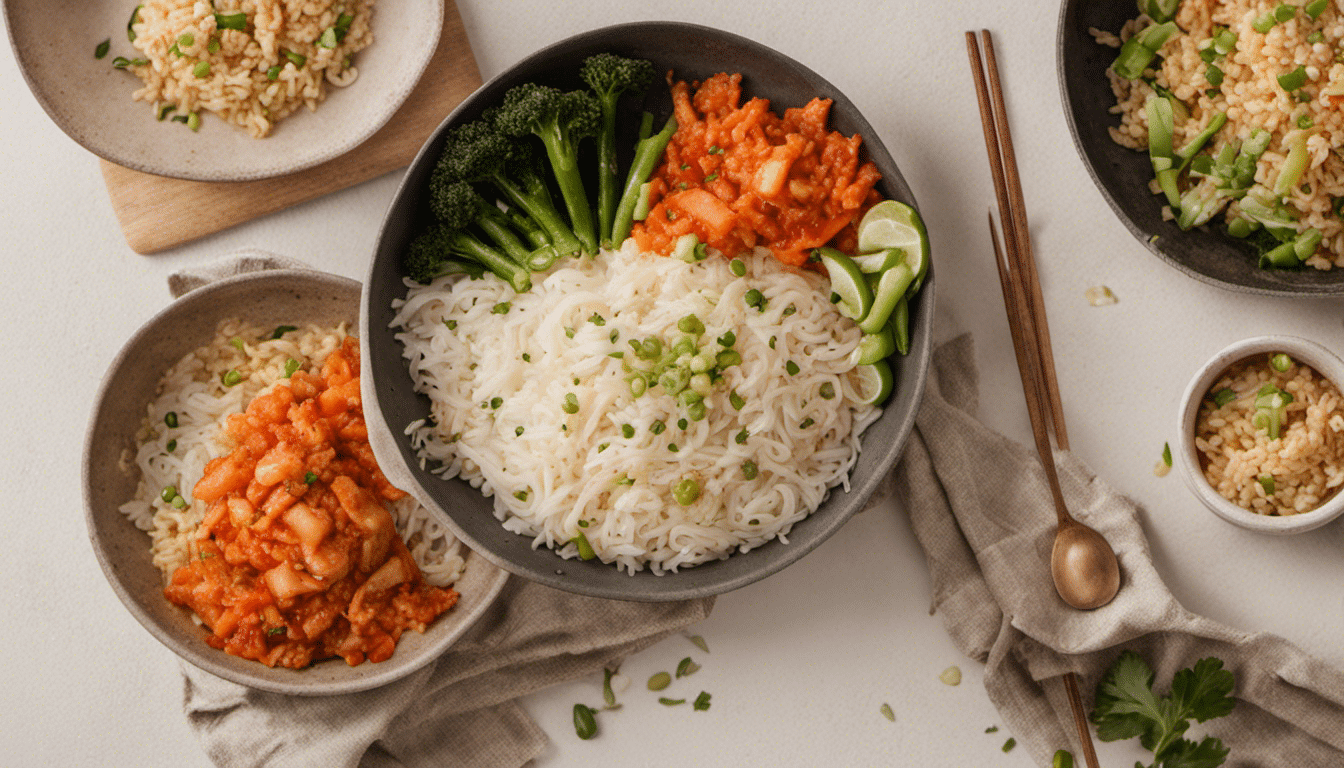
[859,263,913,334]
[817,247,873,322]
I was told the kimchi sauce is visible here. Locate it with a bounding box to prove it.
[165,337,458,668]
[631,72,882,267]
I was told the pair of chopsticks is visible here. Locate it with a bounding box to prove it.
[966,30,1102,768]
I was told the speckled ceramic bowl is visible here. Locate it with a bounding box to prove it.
[1176,335,1344,534]
[83,268,507,695]
[4,0,442,181]
[361,22,935,602]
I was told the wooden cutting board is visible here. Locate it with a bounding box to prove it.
[102,2,481,255]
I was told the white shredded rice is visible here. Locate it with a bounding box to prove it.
[391,244,882,575]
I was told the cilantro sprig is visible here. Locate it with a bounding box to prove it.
[1090,651,1236,768]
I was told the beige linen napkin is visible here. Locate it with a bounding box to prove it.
[893,334,1344,766]
[169,254,713,768]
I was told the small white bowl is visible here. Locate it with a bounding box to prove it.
[1176,335,1344,534]
[4,0,442,181]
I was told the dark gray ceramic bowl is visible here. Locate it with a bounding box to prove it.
[83,268,508,695]
[361,21,934,602]
[1058,0,1344,296]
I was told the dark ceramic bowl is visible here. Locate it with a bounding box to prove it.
[1058,0,1344,296]
[361,21,934,602]
[83,268,508,695]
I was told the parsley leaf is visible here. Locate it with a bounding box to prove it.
[1091,651,1235,768]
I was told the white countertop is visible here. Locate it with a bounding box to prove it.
[5,1,1342,766]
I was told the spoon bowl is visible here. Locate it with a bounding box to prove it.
[1051,518,1121,610]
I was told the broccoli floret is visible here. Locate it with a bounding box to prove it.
[494,83,602,254]
[434,119,584,259]
[430,178,559,271]
[579,53,656,248]
[403,222,531,293]
[403,227,486,284]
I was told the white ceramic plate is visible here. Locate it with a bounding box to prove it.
[3,0,442,181]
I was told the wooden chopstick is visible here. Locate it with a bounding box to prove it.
[968,29,1102,768]
[966,30,1070,451]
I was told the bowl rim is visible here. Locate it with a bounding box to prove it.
[360,19,934,602]
[2,0,444,182]
[83,267,508,695]
[1175,334,1344,534]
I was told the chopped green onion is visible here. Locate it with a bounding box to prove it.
[677,417,689,430]
[112,56,149,69]
[193,61,211,78]
[127,5,142,42]
[744,288,766,310]
[677,314,704,335]
[186,112,201,132]
[266,65,282,80]
[629,376,647,398]
[676,657,700,678]
[95,39,111,59]
[333,13,354,42]
[735,429,749,444]
[1308,31,1325,44]
[1252,12,1277,32]
[692,691,711,711]
[1278,65,1308,92]
[687,400,707,421]
[165,412,178,428]
[304,471,317,484]
[572,532,596,560]
[157,103,177,121]
[880,703,896,722]
[1258,474,1276,494]
[622,424,635,438]
[221,369,242,387]
[562,393,580,414]
[717,330,736,347]
[490,396,503,409]
[729,258,746,276]
[283,50,306,68]
[171,495,188,509]
[1002,738,1017,753]
[704,173,719,183]
[165,439,177,453]
[444,319,458,331]
[1307,0,1329,18]
[214,11,247,30]
[572,703,597,740]
[1298,114,1315,129]
[659,697,686,706]
[516,426,525,436]
[687,634,709,653]
[786,360,800,376]
[229,337,245,351]
[673,477,700,506]
[819,381,836,400]
[729,390,745,410]
[318,27,338,48]
[799,417,815,429]
[514,490,528,501]
[1274,3,1296,22]
[269,325,297,339]
[741,460,758,480]
[1206,64,1224,88]
[161,485,177,503]
[589,313,606,326]
[651,420,666,435]
[1162,442,1172,467]
[1271,353,1293,371]
[492,301,511,314]
[178,33,195,47]
[283,358,301,378]
[668,443,680,452]
[648,672,672,690]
